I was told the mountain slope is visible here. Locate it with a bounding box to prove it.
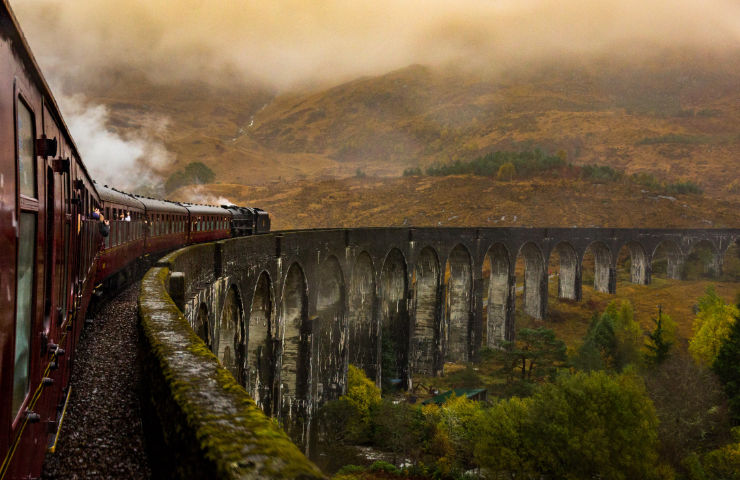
[86,50,740,201]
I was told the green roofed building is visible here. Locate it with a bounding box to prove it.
[421,388,488,406]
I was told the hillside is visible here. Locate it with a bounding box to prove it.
[171,175,739,231]
[86,49,740,203]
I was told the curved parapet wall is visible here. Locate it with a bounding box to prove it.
[138,227,738,471]
[137,245,325,480]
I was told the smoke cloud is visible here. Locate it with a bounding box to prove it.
[58,94,172,192]
[177,185,232,207]
[11,0,740,91]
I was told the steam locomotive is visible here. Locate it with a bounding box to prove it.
[0,2,269,478]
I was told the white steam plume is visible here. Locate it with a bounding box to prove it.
[58,94,173,192]
[178,185,232,206]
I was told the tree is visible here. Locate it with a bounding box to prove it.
[713,311,740,425]
[183,161,216,184]
[434,395,484,470]
[475,371,664,479]
[498,327,567,383]
[474,396,536,478]
[315,397,359,445]
[370,400,427,463]
[645,305,676,365]
[528,371,661,479]
[164,162,216,192]
[684,428,740,480]
[575,301,643,371]
[643,353,731,470]
[331,365,381,442]
[689,286,739,366]
[343,365,381,416]
[496,162,516,181]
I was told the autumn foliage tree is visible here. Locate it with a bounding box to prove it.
[475,371,664,479]
[689,286,739,366]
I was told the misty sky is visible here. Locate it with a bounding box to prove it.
[8,0,740,192]
[12,0,740,91]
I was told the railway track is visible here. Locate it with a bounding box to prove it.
[41,282,151,479]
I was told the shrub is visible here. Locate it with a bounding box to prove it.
[425,148,564,178]
[496,162,516,181]
[632,172,663,190]
[165,162,216,192]
[581,164,623,182]
[665,181,702,194]
[367,460,400,474]
[335,464,365,475]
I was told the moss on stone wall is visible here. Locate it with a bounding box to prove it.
[138,264,324,479]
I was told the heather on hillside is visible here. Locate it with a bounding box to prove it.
[422,149,564,178]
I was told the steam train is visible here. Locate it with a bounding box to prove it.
[0,2,269,478]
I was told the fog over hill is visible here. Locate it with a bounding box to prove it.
[10,0,740,209]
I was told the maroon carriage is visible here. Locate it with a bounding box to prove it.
[136,196,189,256]
[94,184,146,287]
[182,203,232,244]
[1,1,101,476]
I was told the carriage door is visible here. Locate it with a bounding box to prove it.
[12,95,39,422]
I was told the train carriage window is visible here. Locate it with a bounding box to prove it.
[17,99,37,198]
[105,219,110,249]
[13,212,36,415]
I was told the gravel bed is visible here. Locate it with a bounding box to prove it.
[42,281,151,479]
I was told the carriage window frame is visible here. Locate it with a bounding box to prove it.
[13,91,40,423]
[16,95,37,200]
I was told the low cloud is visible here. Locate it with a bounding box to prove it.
[11,0,740,91]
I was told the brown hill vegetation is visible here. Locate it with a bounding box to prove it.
[88,50,740,204]
[171,174,739,231]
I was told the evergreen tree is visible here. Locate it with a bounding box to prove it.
[712,311,740,425]
[575,300,643,371]
[498,327,567,382]
[645,305,676,365]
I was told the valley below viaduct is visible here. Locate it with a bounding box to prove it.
[137,227,738,478]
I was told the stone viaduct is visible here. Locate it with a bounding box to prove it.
[152,227,737,440]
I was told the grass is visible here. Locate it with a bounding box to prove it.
[411,276,740,400]
[520,276,740,349]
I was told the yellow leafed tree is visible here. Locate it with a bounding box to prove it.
[689,285,739,366]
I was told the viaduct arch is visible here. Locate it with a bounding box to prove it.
[177,227,738,425]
